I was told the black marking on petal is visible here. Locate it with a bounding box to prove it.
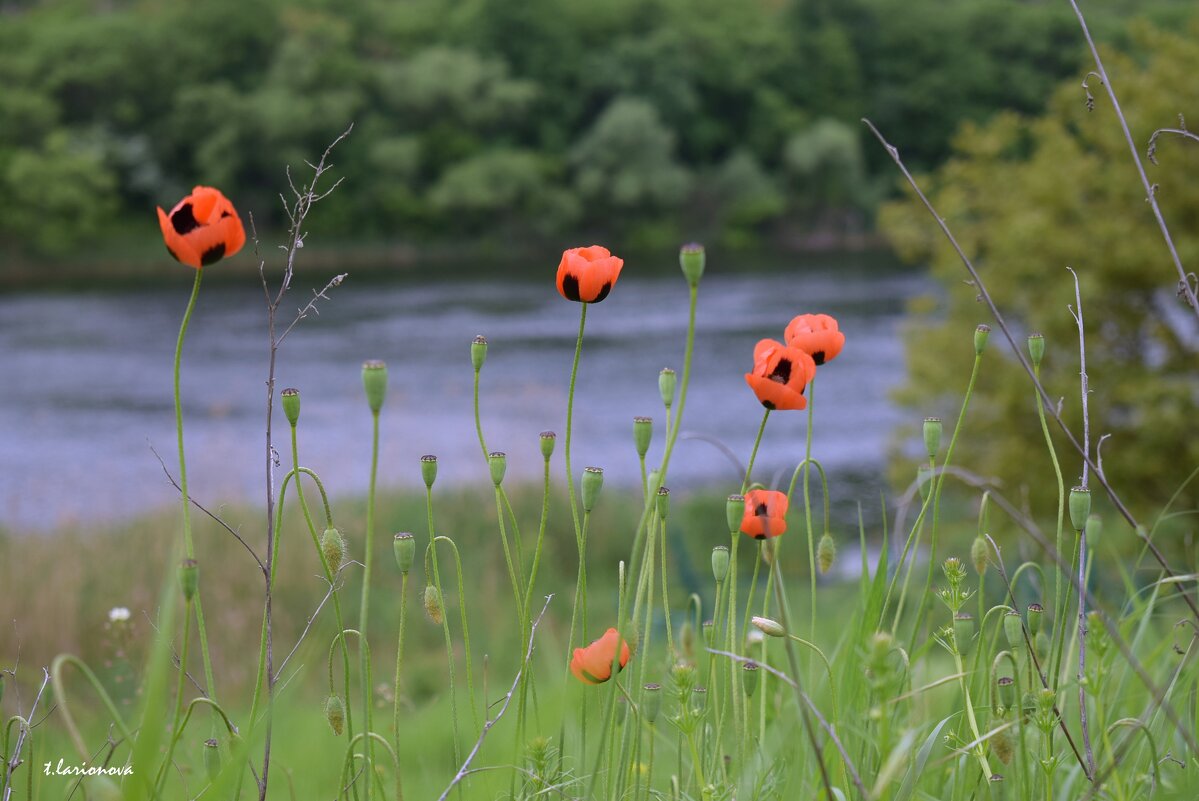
[200,243,226,266]
[769,358,792,383]
[170,203,199,235]
[754,533,766,540]
[220,210,232,218]
[562,274,582,302]
[761,400,775,410]
[591,282,612,303]
[755,503,768,516]
[812,351,826,365]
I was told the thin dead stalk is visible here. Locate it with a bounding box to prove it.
[1,668,51,801]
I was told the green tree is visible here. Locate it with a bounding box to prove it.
[880,23,1199,516]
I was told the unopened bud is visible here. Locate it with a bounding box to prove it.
[1027,603,1044,637]
[633,416,653,458]
[321,527,345,574]
[179,559,198,602]
[281,387,301,426]
[471,334,488,371]
[742,661,759,698]
[393,533,415,574]
[361,360,388,414]
[643,684,662,724]
[679,620,694,661]
[659,368,677,410]
[656,486,670,520]
[679,243,706,288]
[1069,487,1091,532]
[539,431,556,460]
[325,695,345,735]
[1027,333,1045,368]
[420,454,438,489]
[953,613,975,655]
[488,451,507,486]
[203,738,221,781]
[726,494,744,532]
[424,585,444,625]
[923,417,943,460]
[817,533,836,574]
[751,616,785,638]
[971,536,989,575]
[582,466,604,512]
[1003,610,1023,649]
[974,324,990,355]
[711,546,730,583]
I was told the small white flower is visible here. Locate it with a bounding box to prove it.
[108,607,131,623]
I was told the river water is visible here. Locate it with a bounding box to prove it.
[0,257,928,531]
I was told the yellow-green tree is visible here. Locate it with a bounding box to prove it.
[881,23,1199,519]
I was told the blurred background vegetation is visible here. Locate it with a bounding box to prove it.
[1,0,1195,267]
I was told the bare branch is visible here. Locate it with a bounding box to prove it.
[276,272,349,346]
[2,667,51,801]
[1147,115,1197,165]
[273,575,339,682]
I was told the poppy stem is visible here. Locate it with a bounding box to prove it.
[1035,361,1069,687]
[564,303,588,552]
[392,573,409,798]
[740,409,771,493]
[803,378,817,667]
[357,408,381,801]
[423,488,464,776]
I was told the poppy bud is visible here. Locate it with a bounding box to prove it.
[643,683,662,724]
[656,486,670,520]
[679,243,705,288]
[394,533,415,574]
[361,360,387,414]
[701,619,714,645]
[471,334,488,372]
[711,546,730,583]
[751,616,785,638]
[203,738,221,781]
[742,661,759,698]
[420,454,438,489]
[1088,514,1103,547]
[424,585,444,625]
[971,536,989,575]
[679,620,694,661]
[1003,610,1023,649]
[974,324,991,355]
[488,452,507,486]
[953,613,975,655]
[179,559,198,602]
[659,368,677,410]
[1027,333,1045,368]
[817,533,836,574]
[321,526,345,574]
[923,417,942,460]
[997,676,1015,711]
[1069,487,1090,532]
[917,464,934,501]
[726,494,744,533]
[1027,603,1044,636]
[582,466,604,512]
[325,695,345,735]
[539,431,556,460]
[633,416,653,458]
[692,685,708,713]
[281,387,301,426]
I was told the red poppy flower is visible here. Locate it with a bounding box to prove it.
[556,246,624,303]
[157,186,246,269]
[744,339,816,411]
[784,314,845,365]
[570,627,631,684]
[741,489,789,539]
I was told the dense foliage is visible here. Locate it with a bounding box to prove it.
[880,22,1199,517]
[0,0,1193,261]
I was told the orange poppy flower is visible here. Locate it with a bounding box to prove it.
[157,186,246,269]
[741,489,789,539]
[744,339,816,411]
[556,246,624,303]
[570,627,631,685]
[784,313,845,365]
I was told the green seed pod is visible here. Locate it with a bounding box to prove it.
[953,613,975,655]
[179,559,199,602]
[1069,486,1091,532]
[1027,333,1045,368]
[281,387,301,426]
[539,430,556,460]
[420,454,438,489]
[325,694,345,735]
[658,368,677,410]
[742,661,760,698]
[817,533,837,574]
[971,536,989,575]
[582,466,604,512]
[996,676,1015,711]
[361,360,388,414]
[424,585,444,625]
[923,417,943,460]
[633,416,653,458]
[751,616,785,638]
[1035,630,1051,663]
[321,526,345,574]
[488,451,507,486]
[989,773,1007,799]
[701,619,714,645]
[917,464,934,501]
[1027,603,1044,637]
[692,686,708,713]
[203,738,221,781]
[711,546,730,583]
[726,494,744,533]
[1087,514,1103,547]
[656,486,670,520]
[643,683,662,724]
[679,243,706,288]
[393,532,415,574]
[471,334,488,372]
[974,324,991,356]
[1003,610,1024,648]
